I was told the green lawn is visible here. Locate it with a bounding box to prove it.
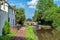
[25,25,37,40]
[0,31,16,40]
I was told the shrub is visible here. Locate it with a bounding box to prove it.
[2,21,10,35]
[0,36,2,40]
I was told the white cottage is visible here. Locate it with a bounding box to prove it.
[8,6,16,27]
[0,0,16,36]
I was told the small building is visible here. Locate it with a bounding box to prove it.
[0,0,16,36]
[24,21,37,26]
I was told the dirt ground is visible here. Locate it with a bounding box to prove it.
[12,27,26,40]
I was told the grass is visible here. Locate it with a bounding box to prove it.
[0,30,17,40]
[25,25,37,40]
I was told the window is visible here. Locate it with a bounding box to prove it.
[13,10,14,14]
[8,18,10,22]
[13,19,14,25]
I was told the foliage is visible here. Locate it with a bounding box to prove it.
[25,26,37,40]
[2,21,10,35]
[16,8,25,25]
[0,0,2,1]
[0,31,16,40]
[33,10,42,22]
[43,7,60,28]
[36,0,54,10]
[33,0,60,29]
[26,18,32,21]
[33,0,55,22]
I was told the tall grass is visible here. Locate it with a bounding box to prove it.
[25,26,37,40]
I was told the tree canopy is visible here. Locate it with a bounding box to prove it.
[33,0,55,22]
[16,8,25,25]
[26,18,32,21]
[33,0,60,29]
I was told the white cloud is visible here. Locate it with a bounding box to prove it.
[31,13,34,17]
[29,5,36,8]
[27,0,39,9]
[17,3,25,8]
[54,0,60,2]
[10,3,15,6]
[54,0,60,1]
[9,2,25,8]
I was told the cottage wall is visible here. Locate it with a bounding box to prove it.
[8,8,16,27]
[0,0,16,36]
[0,10,8,36]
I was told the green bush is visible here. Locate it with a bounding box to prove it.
[0,36,2,40]
[2,21,10,35]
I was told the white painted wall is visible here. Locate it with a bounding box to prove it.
[8,8,16,27]
[0,10,8,36]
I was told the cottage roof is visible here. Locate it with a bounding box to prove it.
[3,0,16,11]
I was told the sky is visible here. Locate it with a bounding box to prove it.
[7,0,60,19]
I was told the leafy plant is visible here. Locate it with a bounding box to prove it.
[2,21,10,35]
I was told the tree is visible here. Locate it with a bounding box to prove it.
[33,0,60,29]
[33,10,41,22]
[37,0,54,10]
[16,8,25,25]
[26,18,32,21]
[43,7,60,28]
[33,0,56,23]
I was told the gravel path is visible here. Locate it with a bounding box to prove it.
[12,27,26,40]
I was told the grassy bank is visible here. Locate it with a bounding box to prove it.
[25,26,37,40]
[35,28,60,40]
